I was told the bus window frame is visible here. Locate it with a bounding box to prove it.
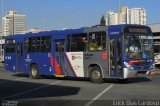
[6,39,16,53]
[88,31,106,52]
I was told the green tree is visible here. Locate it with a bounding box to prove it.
[100,15,106,25]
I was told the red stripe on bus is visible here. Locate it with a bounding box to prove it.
[50,53,63,75]
[128,60,141,65]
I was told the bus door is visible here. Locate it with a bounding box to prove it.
[109,37,123,77]
[16,42,23,72]
[54,40,65,75]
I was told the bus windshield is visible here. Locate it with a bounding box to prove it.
[124,33,153,59]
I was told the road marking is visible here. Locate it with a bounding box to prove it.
[84,84,114,106]
[1,81,62,100]
[0,78,24,84]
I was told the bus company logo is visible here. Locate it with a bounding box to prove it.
[72,56,75,60]
[25,54,32,62]
[71,55,82,60]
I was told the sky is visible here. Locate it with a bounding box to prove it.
[0,0,160,30]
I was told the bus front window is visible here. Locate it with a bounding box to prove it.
[125,35,153,59]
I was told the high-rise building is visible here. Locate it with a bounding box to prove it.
[105,11,119,25]
[0,11,26,62]
[120,6,129,24]
[105,7,146,25]
[2,11,26,36]
[129,8,146,25]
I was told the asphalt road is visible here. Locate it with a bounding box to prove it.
[0,68,160,106]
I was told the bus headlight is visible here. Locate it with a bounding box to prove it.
[124,62,134,70]
[150,64,155,69]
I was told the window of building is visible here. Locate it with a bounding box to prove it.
[6,39,16,53]
[67,33,87,52]
[89,32,106,51]
[41,36,51,52]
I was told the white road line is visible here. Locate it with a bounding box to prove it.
[1,81,62,100]
[84,84,114,106]
[0,78,24,84]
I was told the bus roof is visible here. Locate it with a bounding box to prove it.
[5,24,151,39]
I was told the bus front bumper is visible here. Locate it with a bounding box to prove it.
[123,68,153,78]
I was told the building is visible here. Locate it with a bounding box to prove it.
[25,28,50,33]
[129,8,146,25]
[0,11,26,62]
[105,11,119,25]
[105,7,146,25]
[2,11,26,36]
[120,6,128,24]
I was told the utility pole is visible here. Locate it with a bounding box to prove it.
[13,11,14,35]
[118,0,121,24]
[0,0,3,62]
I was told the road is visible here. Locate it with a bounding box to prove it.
[0,68,160,106]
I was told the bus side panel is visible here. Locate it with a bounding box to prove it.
[83,52,109,78]
[64,52,84,77]
[5,53,16,72]
[23,53,55,75]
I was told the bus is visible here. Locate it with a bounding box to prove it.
[153,36,160,68]
[4,24,154,83]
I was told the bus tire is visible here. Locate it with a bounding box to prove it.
[89,66,104,83]
[30,65,39,79]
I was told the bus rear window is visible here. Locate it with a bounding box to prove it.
[6,39,16,53]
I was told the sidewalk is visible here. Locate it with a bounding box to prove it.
[0,63,4,68]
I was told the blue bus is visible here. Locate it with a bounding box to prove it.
[4,24,154,83]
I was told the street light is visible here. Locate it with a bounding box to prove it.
[0,0,3,62]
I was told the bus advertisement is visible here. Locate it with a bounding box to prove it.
[4,24,154,83]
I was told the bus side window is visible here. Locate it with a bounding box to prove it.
[6,39,16,53]
[28,37,40,52]
[41,36,51,52]
[67,35,71,51]
[16,43,23,56]
[24,38,29,52]
[67,33,87,52]
[55,41,64,52]
[110,39,115,69]
[89,32,106,51]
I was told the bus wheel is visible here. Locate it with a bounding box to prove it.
[89,66,104,83]
[30,65,39,79]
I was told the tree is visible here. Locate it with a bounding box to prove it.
[100,15,106,25]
